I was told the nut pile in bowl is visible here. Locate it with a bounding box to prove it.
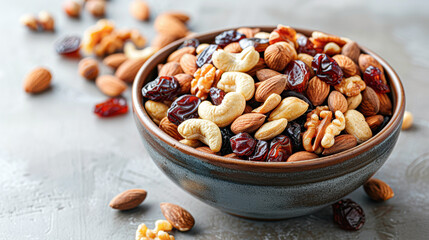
[141,25,393,162]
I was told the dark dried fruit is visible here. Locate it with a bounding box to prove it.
[296,35,317,56]
[239,38,269,52]
[230,132,257,157]
[142,76,180,102]
[249,140,269,161]
[284,122,302,151]
[54,35,81,56]
[179,38,200,49]
[332,199,365,231]
[196,44,219,68]
[267,135,293,162]
[94,98,128,117]
[375,116,390,133]
[363,66,390,93]
[220,127,234,156]
[312,53,344,85]
[215,30,246,48]
[167,95,201,125]
[285,60,310,92]
[209,87,226,106]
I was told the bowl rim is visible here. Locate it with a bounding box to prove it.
[132,26,405,172]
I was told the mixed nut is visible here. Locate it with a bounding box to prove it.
[142,25,397,161]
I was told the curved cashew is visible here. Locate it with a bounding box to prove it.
[198,92,245,127]
[254,118,288,141]
[269,97,309,121]
[177,119,222,152]
[252,93,282,114]
[124,42,157,60]
[321,111,346,148]
[217,72,255,100]
[212,46,259,72]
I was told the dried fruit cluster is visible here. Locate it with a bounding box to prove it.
[143,25,395,161]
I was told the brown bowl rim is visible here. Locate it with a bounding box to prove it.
[132,26,405,172]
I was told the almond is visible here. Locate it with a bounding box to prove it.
[246,58,266,77]
[96,75,127,97]
[196,146,216,154]
[322,134,357,155]
[115,58,146,83]
[237,27,260,38]
[230,113,266,134]
[154,14,188,38]
[130,0,150,21]
[163,11,190,23]
[366,114,384,132]
[256,68,281,82]
[264,42,296,72]
[179,54,198,75]
[358,54,384,73]
[224,153,240,159]
[167,47,196,63]
[377,92,392,115]
[159,117,182,140]
[254,75,287,102]
[109,189,147,210]
[160,203,195,232]
[358,87,380,116]
[78,58,99,80]
[103,53,128,69]
[23,67,52,93]
[174,73,193,94]
[306,76,330,106]
[328,91,348,113]
[363,178,394,201]
[288,151,318,162]
[341,41,360,64]
[151,34,179,50]
[158,62,183,76]
[224,42,242,53]
[332,54,359,77]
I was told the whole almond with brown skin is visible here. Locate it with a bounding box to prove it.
[130,0,150,21]
[78,58,99,80]
[306,76,330,106]
[164,11,190,23]
[377,92,392,115]
[341,41,360,64]
[159,62,183,76]
[109,189,147,210]
[160,203,195,231]
[322,134,357,155]
[174,73,193,94]
[96,75,127,97]
[159,117,182,140]
[332,55,359,77]
[256,68,281,82]
[224,42,242,53]
[358,87,380,116]
[115,58,146,83]
[103,53,128,70]
[288,151,318,162]
[154,14,188,38]
[151,34,179,50]
[363,178,394,201]
[167,47,196,63]
[230,113,266,134]
[255,75,287,102]
[264,42,296,72]
[23,67,52,93]
[366,114,384,132]
[244,105,253,114]
[328,91,348,113]
[180,54,198,75]
[359,54,384,73]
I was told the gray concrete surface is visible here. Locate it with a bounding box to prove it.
[1,0,429,239]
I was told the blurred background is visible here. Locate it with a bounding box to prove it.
[1,0,429,239]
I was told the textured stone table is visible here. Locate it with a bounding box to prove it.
[1,0,429,239]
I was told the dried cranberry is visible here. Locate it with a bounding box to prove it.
[281,91,314,113]
[167,95,201,125]
[267,135,293,162]
[239,38,269,52]
[332,199,365,231]
[284,122,302,151]
[249,140,269,161]
[296,35,317,56]
[209,87,226,105]
[94,98,128,117]
[142,76,180,102]
[196,44,219,68]
[220,127,234,156]
[215,30,246,48]
[55,36,81,56]
[230,133,257,157]
[312,53,343,85]
[285,60,310,93]
[179,38,199,49]
[363,66,390,93]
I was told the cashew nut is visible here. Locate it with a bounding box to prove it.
[124,42,157,60]
[198,92,246,127]
[217,72,255,100]
[177,119,222,152]
[145,100,169,125]
[268,97,309,121]
[212,46,259,72]
[344,110,372,143]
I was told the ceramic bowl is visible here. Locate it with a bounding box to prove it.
[132,27,405,219]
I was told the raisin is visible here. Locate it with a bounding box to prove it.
[215,30,246,48]
[363,66,390,93]
[239,38,269,52]
[196,44,219,68]
[220,127,234,156]
[179,38,199,49]
[332,199,365,231]
[209,87,226,106]
[54,36,81,56]
[249,140,269,161]
[285,60,310,93]
[281,91,314,113]
[296,35,317,56]
[167,95,201,125]
[284,122,302,151]
[142,76,180,102]
[267,135,293,162]
[230,133,257,157]
[94,98,128,117]
[312,53,343,85]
